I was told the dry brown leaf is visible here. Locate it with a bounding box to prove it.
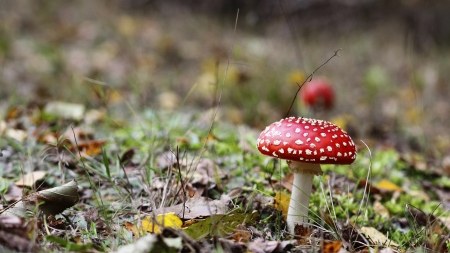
[0,216,38,252]
[293,224,311,245]
[4,185,23,202]
[1,180,79,218]
[14,171,46,187]
[153,194,231,219]
[373,200,390,218]
[360,227,398,247]
[321,241,343,253]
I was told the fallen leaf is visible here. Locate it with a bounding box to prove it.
[374,179,402,192]
[248,238,293,253]
[14,171,46,187]
[322,240,343,253]
[44,101,85,120]
[76,140,107,156]
[293,224,311,245]
[124,221,141,236]
[142,213,182,234]
[1,180,79,218]
[0,216,38,252]
[5,128,27,142]
[3,184,23,202]
[229,224,251,243]
[116,234,158,253]
[153,194,231,220]
[373,200,390,218]
[183,211,258,240]
[0,120,6,134]
[272,192,290,218]
[360,227,398,247]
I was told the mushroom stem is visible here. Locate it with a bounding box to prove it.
[286,161,322,233]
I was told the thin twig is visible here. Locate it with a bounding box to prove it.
[285,49,341,117]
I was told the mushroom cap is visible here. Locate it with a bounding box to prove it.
[300,78,334,110]
[257,117,356,164]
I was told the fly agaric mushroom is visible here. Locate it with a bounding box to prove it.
[300,78,334,110]
[257,117,356,232]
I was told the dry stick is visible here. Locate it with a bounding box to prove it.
[117,154,134,200]
[284,49,341,117]
[173,146,187,219]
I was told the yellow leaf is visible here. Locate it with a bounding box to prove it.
[273,192,290,218]
[287,70,305,86]
[375,179,402,192]
[142,212,182,233]
[360,226,398,247]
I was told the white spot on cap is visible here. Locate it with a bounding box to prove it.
[320,156,327,161]
[337,152,342,157]
[305,149,312,155]
[313,128,318,131]
[293,150,297,154]
[262,146,269,152]
[304,126,309,129]
[279,148,285,154]
[295,140,303,145]
[295,128,301,133]
[273,140,281,145]
[287,148,293,153]
[287,124,292,127]
[310,143,316,148]
[343,142,347,146]
[336,143,340,148]
[272,151,278,157]
[300,157,304,161]
[327,146,332,152]
[320,148,325,153]
[321,133,326,137]
[314,150,317,155]
[315,137,320,142]
[306,138,311,142]
[286,133,291,138]
[332,134,338,139]
[283,141,288,145]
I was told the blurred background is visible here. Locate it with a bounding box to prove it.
[1,0,450,155]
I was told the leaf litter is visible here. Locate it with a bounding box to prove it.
[1,94,450,253]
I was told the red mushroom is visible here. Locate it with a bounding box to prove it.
[257,117,356,232]
[300,78,334,110]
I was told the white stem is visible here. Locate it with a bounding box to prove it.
[286,162,322,233]
[287,172,313,232]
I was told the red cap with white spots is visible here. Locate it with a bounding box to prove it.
[257,117,356,164]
